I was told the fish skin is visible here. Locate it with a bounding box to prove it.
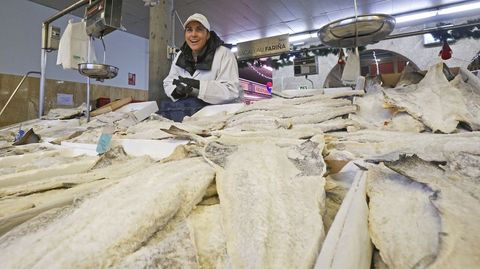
[385,155,480,269]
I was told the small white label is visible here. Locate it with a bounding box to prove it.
[299,85,308,90]
[57,93,74,106]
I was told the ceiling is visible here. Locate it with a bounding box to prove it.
[29,0,480,45]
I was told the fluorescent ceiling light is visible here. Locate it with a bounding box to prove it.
[438,2,480,15]
[395,1,480,23]
[395,10,437,23]
[289,33,316,42]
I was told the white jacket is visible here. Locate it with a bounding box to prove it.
[163,46,241,104]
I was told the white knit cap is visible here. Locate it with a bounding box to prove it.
[183,13,210,31]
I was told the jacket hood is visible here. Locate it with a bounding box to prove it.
[176,31,225,75]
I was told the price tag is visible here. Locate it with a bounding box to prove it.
[96,126,114,154]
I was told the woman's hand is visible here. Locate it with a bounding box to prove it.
[172,79,192,99]
[178,76,200,89]
[172,79,199,99]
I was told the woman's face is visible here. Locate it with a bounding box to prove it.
[185,21,210,54]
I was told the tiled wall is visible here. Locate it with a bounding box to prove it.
[0,73,148,127]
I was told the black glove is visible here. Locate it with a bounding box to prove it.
[178,76,200,89]
[171,79,193,99]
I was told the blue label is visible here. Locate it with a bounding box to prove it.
[14,130,25,142]
[96,133,112,154]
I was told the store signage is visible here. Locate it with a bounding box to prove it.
[237,34,290,60]
[128,73,136,86]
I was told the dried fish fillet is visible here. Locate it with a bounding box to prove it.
[213,127,320,141]
[325,130,480,162]
[113,216,199,269]
[350,91,425,132]
[0,158,215,268]
[367,163,440,269]
[315,162,371,269]
[188,205,230,269]
[204,141,326,269]
[322,161,359,232]
[0,158,97,189]
[225,114,291,131]
[288,106,357,125]
[236,98,353,114]
[385,156,480,268]
[292,117,358,133]
[395,63,424,87]
[449,67,480,131]
[0,148,87,176]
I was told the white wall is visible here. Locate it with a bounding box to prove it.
[0,0,149,90]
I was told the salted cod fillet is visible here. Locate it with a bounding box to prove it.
[113,215,199,269]
[385,156,480,268]
[322,161,360,232]
[325,130,480,162]
[292,117,358,133]
[188,204,230,269]
[367,163,441,269]
[350,80,425,133]
[204,140,326,269]
[315,161,372,269]
[383,63,480,133]
[0,157,215,269]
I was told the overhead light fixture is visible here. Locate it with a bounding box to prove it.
[289,33,316,43]
[438,2,480,15]
[395,10,437,23]
[395,1,480,23]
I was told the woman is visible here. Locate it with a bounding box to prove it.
[162,13,242,121]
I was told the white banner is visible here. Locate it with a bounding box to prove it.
[237,34,290,60]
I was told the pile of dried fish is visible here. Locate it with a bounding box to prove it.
[1,64,479,268]
[349,62,480,134]
[385,63,480,133]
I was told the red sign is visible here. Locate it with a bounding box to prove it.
[128,73,136,86]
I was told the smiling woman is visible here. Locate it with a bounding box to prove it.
[161,13,242,122]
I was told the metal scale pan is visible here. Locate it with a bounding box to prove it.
[78,63,118,80]
[318,14,395,48]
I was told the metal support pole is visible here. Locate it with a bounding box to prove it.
[86,36,92,122]
[39,49,47,117]
[39,0,90,118]
[384,21,480,40]
[86,77,91,122]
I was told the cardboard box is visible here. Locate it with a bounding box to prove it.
[380,73,402,88]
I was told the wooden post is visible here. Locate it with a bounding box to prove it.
[148,1,171,106]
